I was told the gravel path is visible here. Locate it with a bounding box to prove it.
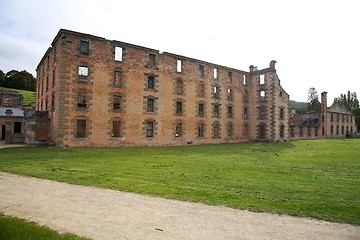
[0,172,359,240]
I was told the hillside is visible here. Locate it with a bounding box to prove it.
[0,87,36,106]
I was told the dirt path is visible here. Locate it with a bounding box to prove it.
[0,172,359,240]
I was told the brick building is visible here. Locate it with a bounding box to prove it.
[289,92,356,139]
[36,29,289,147]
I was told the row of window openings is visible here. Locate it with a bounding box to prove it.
[46,40,256,86]
[75,92,283,121]
[330,125,353,135]
[76,119,233,139]
[330,113,353,123]
[80,40,249,83]
[38,70,56,96]
[146,121,230,138]
[290,126,319,138]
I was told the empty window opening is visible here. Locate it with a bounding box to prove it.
[244,107,248,119]
[259,124,266,139]
[260,90,266,99]
[51,92,55,111]
[227,88,233,101]
[198,103,204,116]
[197,123,205,137]
[149,53,156,68]
[227,123,234,137]
[213,122,220,138]
[147,76,155,90]
[52,70,55,87]
[175,122,183,137]
[112,120,121,137]
[213,104,220,117]
[14,122,21,133]
[260,75,265,84]
[77,91,87,108]
[280,107,285,120]
[147,98,155,112]
[227,106,233,118]
[280,125,285,138]
[199,65,204,77]
[290,126,295,137]
[76,119,86,138]
[176,101,183,115]
[113,94,121,110]
[228,72,232,82]
[115,47,123,61]
[177,59,182,72]
[176,79,184,95]
[80,40,89,55]
[213,68,218,79]
[259,106,266,119]
[213,86,220,99]
[307,127,311,137]
[243,75,247,85]
[78,66,89,81]
[114,71,122,86]
[146,121,154,137]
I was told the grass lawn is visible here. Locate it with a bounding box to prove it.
[0,87,36,105]
[0,139,359,225]
[0,213,90,240]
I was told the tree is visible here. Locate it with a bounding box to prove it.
[0,69,5,87]
[1,69,36,91]
[307,87,321,113]
[352,108,360,132]
[333,91,359,110]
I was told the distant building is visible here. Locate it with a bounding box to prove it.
[36,29,289,147]
[0,108,25,143]
[0,90,23,108]
[289,92,356,139]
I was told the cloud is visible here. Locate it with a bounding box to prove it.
[0,33,46,75]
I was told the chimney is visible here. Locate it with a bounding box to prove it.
[249,65,254,73]
[270,60,277,69]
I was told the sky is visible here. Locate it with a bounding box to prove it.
[0,0,359,103]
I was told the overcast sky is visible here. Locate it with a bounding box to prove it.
[0,0,359,103]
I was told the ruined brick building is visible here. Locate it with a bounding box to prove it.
[36,29,289,147]
[289,92,356,139]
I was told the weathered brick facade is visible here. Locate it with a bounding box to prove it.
[289,92,356,139]
[36,29,289,147]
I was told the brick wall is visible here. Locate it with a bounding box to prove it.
[36,29,289,147]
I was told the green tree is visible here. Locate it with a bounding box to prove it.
[0,69,5,87]
[307,87,321,113]
[351,108,360,132]
[334,91,359,110]
[4,70,36,91]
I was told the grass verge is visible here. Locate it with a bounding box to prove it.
[0,139,359,225]
[0,213,91,240]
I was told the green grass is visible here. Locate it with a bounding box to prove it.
[0,213,91,240]
[0,87,36,105]
[0,139,359,225]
